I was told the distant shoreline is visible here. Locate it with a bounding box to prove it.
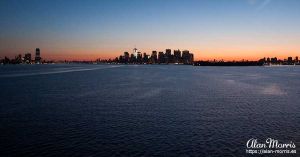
[1,62,300,67]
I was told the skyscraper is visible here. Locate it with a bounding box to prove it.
[35,48,41,63]
[182,50,190,64]
[151,51,157,64]
[133,47,138,58]
[130,54,135,63]
[158,51,164,63]
[165,49,172,63]
[124,52,129,63]
[181,50,194,64]
[143,53,149,63]
[174,49,181,63]
[190,53,194,63]
[137,52,142,63]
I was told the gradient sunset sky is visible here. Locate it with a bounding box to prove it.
[0,0,299,61]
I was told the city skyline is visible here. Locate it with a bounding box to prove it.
[1,0,300,61]
[1,47,298,66]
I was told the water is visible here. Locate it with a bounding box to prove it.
[0,64,299,156]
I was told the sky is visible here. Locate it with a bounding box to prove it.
[0,0,299,61]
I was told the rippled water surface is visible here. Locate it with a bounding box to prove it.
[0,64,299,156]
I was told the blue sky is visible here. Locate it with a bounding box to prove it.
[0,0,299,60]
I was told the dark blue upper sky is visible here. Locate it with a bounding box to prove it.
[1,0,299,60]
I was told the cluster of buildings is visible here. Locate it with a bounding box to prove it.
[115,48,194,64]
[1,47,299,66]
[194,56,300,66]
[259,56,299,65]
[0,48,42,64]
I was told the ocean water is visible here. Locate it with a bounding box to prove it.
[0,64,299,156]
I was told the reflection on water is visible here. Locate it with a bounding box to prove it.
[0,65,122,78]
[0,65,299,156]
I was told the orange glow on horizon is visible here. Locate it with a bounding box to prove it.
[42,50,299,62]
[2,47,299,62]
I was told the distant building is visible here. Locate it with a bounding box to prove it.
[151,51,158,63]
[119,55,123,62]
[190,53,194,63]
[271,57,277,64]
[14,54,22,64]
[130,54,135,63]
[180,50,194,64]
[287,57,293,64]
[182,50,190,64]
[174,49,181,63]
[35,48,41,63]
[24,53,31,64]
[124,52,129,63]
[143,53,149,63]
[133,47,138,58]
[137,52,142,63]
[165,49,172,63]
[259,57,266,63]
[158,51,164,63]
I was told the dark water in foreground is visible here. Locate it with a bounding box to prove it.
[0,64,299,156]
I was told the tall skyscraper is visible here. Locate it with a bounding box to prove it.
[143,53,149,63]
[124,52,129,63]
[182,50,193,64]
[35,48,41,63]
[133,47,138,58]
[165,49,172,63]
[190,53,194,63]
[174,49,181,63]
[158,51,164,63]
[151,51,157,63]
[166,49,171,56]
[130,54,135,63]
[182,50,190,64]
[137,52,142,63]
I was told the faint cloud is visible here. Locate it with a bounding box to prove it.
[247,0,258,5]
[257,0,272,10]
[247,0,272,10]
